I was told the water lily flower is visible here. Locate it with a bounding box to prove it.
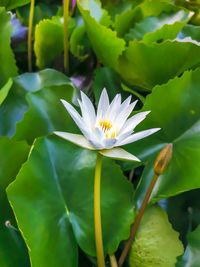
[54,88,160,161]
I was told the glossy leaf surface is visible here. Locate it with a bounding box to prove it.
[125,67,200,204]
[0,137,30,267]
[0,69,74,143]
[7,136,135,259]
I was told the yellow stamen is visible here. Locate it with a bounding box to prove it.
[111,131,116,138]
[99,120,112,132]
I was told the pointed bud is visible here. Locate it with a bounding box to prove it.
[154,144,173,175]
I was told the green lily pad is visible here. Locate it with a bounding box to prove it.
[7,136,135,259]
[129,206,183,267]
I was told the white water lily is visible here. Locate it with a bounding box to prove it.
[54,88,160,161]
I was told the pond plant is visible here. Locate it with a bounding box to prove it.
[1,0,200,267]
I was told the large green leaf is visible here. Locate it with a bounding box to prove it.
[0,8,18,88]
[0,69,75,143]
[119,40,200,90]
[125,67,200,203]
[7,136,135,259]
[0,137,30,267]
[177,225,200,267]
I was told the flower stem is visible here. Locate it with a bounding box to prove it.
[63,0,69,73]
[118,173,159,267]
[109,254,118,267]
[118,144,173,267]
[94,153,105,267]
[28,0,35,72]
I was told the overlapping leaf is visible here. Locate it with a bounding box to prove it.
[177,225,200,267]
[7,136,135,261]
[114,0,181,37]
[125,10,192,43]
[34,17,76,69]
[0,8,18,88]
[125,67,200,204]
[0,69,75,143]
[0,0,30,10]
[78,0,125,69]
[0,137,30,267]
[118,40,200,90]
[78,0,200,90]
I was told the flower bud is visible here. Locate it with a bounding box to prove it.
[154,144,173,175]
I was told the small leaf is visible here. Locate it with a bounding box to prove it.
[129,206,183,267]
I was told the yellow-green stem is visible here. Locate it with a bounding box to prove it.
[109,254,118,267]
[63,0,69,73]
[28,0,35,72]
[94,153,105,267]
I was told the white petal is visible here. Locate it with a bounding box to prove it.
[119,111,150,135]
[103,138,117,149]
[119,95,132,112]
[54,132,95,150]
[99,147,140,162]
[115,100,138,130]
[115,130,133,146]
[107,94,121,121]
[117,128,161,146]
[61,99,89,137]
[97,88,110,119]
[80,91,96,125]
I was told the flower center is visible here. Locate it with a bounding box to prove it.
[99,120,117,139]
[99,120,112,132]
